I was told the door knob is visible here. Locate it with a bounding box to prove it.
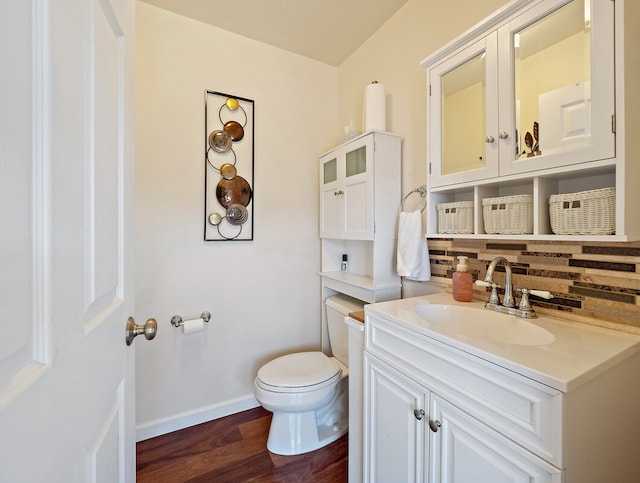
[125,317,157,346]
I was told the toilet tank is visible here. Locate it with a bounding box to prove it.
[325,294,365,366]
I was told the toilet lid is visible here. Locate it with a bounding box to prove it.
[257,352,341,390]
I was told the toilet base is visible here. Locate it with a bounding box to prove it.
[265,377,348,455]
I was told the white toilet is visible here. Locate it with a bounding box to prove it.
[254,294,364,455]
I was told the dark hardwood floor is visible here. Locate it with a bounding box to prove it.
[136,406,348,482]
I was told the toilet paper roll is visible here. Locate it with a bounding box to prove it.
[363,81,386,132]
[182,317,205,335]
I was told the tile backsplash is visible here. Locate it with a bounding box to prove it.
[427,238,640,334]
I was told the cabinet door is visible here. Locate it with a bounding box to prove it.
[498,0,615,176]
[319,154,341,238]
[319,135,375,240]
[429,32,500,188]
[364,355,427,483]
[342,137,374,239]
[429,395,562,483]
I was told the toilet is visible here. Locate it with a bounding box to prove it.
[254,294,364,455]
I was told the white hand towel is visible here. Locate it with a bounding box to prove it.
[396,210,431,281]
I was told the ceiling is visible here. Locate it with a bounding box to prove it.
[139,0,408,66]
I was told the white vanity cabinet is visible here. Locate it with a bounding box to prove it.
[422,0,640,240]
[366,355,561,482]
[362,300,640,483]
[364,317,561,482]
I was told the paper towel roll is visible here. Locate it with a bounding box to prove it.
[182,317,205,334]
[363,81,386,132]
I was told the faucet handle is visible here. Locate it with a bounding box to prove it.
[517,288,553,311]
[528,289,553,299]
[475,280,500,304]
[517,288,532,311]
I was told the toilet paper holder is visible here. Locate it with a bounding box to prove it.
[171,311,211,328]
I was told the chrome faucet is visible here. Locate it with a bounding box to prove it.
[484,256,515,308]
[476,256,553,319]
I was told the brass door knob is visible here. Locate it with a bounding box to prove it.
[125,317,157,346]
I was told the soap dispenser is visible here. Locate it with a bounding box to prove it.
[453,256,473,302]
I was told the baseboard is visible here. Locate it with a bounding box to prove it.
[136,394,260,442]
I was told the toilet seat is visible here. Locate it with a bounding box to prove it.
[256,352,341,394]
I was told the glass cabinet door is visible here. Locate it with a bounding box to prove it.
[429,33,499,188]
[499,0,615,175]
[345,145,366,177]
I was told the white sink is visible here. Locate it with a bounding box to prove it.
[415,304,555,346]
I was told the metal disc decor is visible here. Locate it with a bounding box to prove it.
[226,204,249,225]
[220,163,237,180]
[204,90,254,241]
[208,130,232,153]
[215,175,252,209]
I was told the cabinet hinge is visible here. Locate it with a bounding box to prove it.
[612,114,616,133]
[429,84,431,96]
[429,162,431,175]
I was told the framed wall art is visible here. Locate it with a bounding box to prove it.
[204,90,254,241]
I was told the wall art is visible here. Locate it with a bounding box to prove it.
[204,90,254,241]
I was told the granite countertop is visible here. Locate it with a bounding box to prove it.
[365,293,640,393]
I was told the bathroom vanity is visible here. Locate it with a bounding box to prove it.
[362,293,640,482]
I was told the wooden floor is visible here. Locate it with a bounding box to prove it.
[136,406,348,482]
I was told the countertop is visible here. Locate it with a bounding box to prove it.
[348,310,365,323]
[365,293,640,392]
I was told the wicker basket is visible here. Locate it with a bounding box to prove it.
[482,194,533,234]
[436,201,474,234]
[549,187,615,235]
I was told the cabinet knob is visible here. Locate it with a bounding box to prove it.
[485,135,495,143]
[413,408,425,420]
[334,190,344,196]
[498,131,509,140]
[429,419,442,432]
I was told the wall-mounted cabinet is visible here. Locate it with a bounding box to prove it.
[422,0,639,241]
[318,131,401,350]
[319,131,402,302]
[320,135,374,240]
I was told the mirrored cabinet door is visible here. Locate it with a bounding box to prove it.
[428,0,615,188]
[429,33,499,188]
[499,0,615,175]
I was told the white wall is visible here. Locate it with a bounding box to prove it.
[337,0,508,296]
[134,0,513,439]
[134,2,339,439]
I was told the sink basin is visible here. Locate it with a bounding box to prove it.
[415,304,555,346]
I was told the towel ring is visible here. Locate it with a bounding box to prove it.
[401,185,427,213]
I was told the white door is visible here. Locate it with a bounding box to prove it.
[0,0,140,481]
